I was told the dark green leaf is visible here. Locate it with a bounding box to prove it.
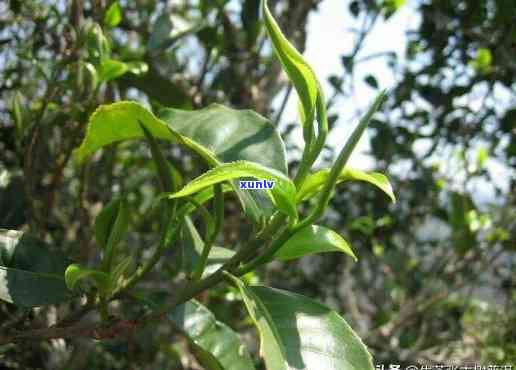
[349,1,360,17]
[364,75,379,89]
[242,0,261,46]
[169,300,255,370]
[230,277,374,370]
[275,225,356,261]
[158,104,287,173]
[342,55,354,73]
[0,229,72,307]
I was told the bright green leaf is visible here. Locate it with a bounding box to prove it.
[275,225,356,261]
[169,299,255,370]
[104,1,122,28]
[262,0,319,138]
[73,102,175,164]
[170,161,297,220]
[384,0,406,13]
[0,229,72,307]
[471,48,493,74]
[98,59,128,82]
[98,60,147,82]
[297,168,396,203]
[64,263,110,291]
[476,147,489,169]
[230,276,375,370]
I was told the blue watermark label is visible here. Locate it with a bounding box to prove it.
[239,180,275,190]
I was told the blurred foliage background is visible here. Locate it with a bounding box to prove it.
[0,0,515,368]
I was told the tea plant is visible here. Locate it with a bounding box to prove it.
[0,2,395,369]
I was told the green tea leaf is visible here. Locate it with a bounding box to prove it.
[170,161,297,220]
[74,101,288,222]
[104,1,122,28]
[98,59,128,82]
[0,229,72,307]
[64,263,110,291]
[275,225,356,261]
[297,168,396,203]
[262,0,318,138]
[97,60,147,82]
[230,276,374,370]
[168,300,255,370]
[158,104,287,173]
[73,102,174,164]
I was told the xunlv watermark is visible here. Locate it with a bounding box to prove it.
[239,180,275,190]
